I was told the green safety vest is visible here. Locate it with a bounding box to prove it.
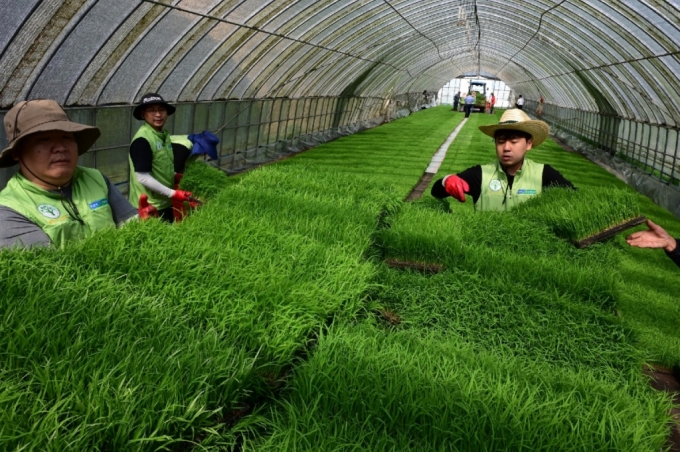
[129,123,175,210]
[476,159,544,212]
[0,167,116,248]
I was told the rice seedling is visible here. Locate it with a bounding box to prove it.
[2,106,678,450]
[378,201,621,309]
[246,324,671,451]
[369,265,639,382]
[0,163,399,450]
[512,186,643,246]
[179,159,231,200]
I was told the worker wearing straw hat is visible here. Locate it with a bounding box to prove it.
[431,109,574,212]
[0,99,137,249]
[129,93,194,222]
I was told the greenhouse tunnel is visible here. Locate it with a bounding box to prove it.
[1,0,679,213]
[2,0,680,450]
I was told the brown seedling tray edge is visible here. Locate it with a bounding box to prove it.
[574,216,646,248]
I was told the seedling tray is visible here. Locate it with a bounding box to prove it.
[574,216,646,248]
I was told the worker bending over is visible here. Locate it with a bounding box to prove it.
[0,100,136,249]
[431,109,574,211]
[129,93,194,222]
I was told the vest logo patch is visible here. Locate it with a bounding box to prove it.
[156,141,163,151]
[489,179,502,192]
[88,198,110,210]
[37,204,60,219]
[517,189,537,195]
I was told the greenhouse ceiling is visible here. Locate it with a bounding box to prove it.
[1,0,679,126]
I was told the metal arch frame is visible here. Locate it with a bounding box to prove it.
[27,0,139,105]
[484,2,676,122]
[0,0,41,65]
[251,3,406,97]
[23,0,100,103]
[138,0,230,100]
[89,1,178,105]
[0,0,45,96]
[235,4,406,98]
[162,1,414,100]
[2,0,679,132]
[97,0,220,105]
[237,5,417,98]
[64,2,156,105]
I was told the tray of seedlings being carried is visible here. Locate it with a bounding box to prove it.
[512,186,644,249]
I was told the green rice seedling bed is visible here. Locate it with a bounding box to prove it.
[2,106,678,449]
[0,108,463,450]
[240,109,675,450]
[369,265,638,382]
[246,323,670,451]
[0,164,400,450]
[379,201,621,310]
[429,112,680,368]
[278,107,464,195]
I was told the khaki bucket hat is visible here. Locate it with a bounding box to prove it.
[478,109,550,147]
[0,99,100,168]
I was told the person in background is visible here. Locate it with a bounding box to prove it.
[431,109,574,212]
[536,94,545,117]
[485,90,493,113]
[453,92,461,112]
[0,99,137,249]
[626,219,680,268]
[516,94,525,110]
[129,93,194,222]
[490,92,496,114]
[463,92,475,118]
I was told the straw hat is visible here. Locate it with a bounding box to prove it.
[478,109,549,147]
[133,93,176,120]
[0,99,100,168]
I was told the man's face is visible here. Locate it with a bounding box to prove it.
[495,133,532,171]
[14,130,79,188]
[142,105,168,131]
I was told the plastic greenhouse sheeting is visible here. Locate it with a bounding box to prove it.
[0,0,677,127]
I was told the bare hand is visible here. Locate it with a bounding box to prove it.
[626,219,676,252]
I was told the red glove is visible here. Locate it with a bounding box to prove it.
[173,173,183,190]
[171,190,193,202]
[138,194,158,220]
[443,175,469,202]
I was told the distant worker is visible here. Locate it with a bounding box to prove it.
[485,91,493,113]
[453,92,461,112]
[0,99,136,249]
[626,219,680,268]
[463,92,475,118]
[536,94,545,117]
[431,109,574,211]
[516,94,525,110]
[129,93,194,222]
[490,92,496,114]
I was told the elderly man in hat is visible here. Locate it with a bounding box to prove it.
[431,109,574,211]
[129,93,194,222]
[0,99,137,249]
